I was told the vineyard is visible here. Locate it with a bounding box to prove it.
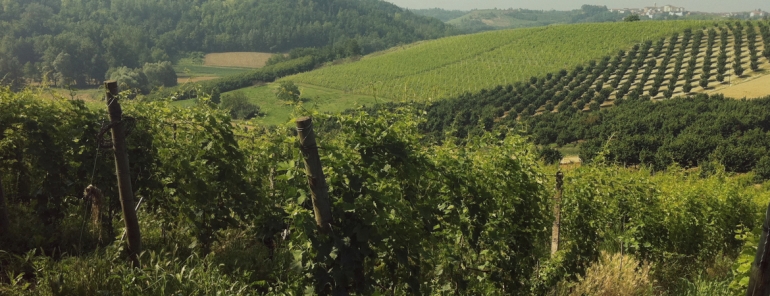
[284,21,713,100]
[1,86,769,294]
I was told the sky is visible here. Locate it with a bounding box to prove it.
[384,1,769,13]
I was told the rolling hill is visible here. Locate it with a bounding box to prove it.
[417,20,770,140]
[283,21,713,101]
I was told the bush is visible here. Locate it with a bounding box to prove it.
[275,80,300,102]
[538,146,563,165]
[107,66,149,94]
[220,91,261,119]
[754,156,770,182]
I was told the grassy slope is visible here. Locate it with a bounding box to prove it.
[285,21,711,101]
[173,63,252,80]
[172,82,382,125]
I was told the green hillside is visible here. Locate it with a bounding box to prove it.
[445,6,623,32]
[284,21,712,101]
[0,0,452,90]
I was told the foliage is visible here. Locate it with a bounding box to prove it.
[0,0,452,89]
[538,146,563,165]
[107,66,149,94]
[527,94,770,172]
[754,156,770,183]
[625,14,642,22]
[142,61,178,90]
[531,164,755,293]
[220,91,262,120]
[275,81,300,103]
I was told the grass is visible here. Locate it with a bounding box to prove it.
[172,82,386,125]
[173,64,252,79]
[284,21,713,101]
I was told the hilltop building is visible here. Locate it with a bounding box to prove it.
[750,9,767,18]
[610,4,686,18]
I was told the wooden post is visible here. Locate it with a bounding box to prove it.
[551,171,564,256]
[105,81,142,267]
[0,176,9,236]
[748,202,770,296]
[296,116,333,234]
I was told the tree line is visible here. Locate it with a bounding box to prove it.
[0,0,452,90]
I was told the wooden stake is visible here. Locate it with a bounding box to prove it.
[551,171,564,256]
[0,176,9,236]
[105,81,142,267]
[748,202,770,296]
[295,116,333,234]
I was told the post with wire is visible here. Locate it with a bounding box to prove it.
[105,81,142,267]
[551,171,564,256]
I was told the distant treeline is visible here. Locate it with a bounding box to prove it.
[0,0,452,90]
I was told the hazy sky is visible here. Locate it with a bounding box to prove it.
[385,1,769,13]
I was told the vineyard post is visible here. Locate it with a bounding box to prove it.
[0,176,8,236]
[296,116,333,233]
[105,81,142,267]
[551,171,564,256]
[748,202,770,296]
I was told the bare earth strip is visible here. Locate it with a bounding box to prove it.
[710,73,770,99]
[204,52,275,68]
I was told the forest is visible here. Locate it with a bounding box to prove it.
[0,0,451,90]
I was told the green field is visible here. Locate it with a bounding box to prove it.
[172,82,384,125]
[284,21,712,100]
[173,63,252,80]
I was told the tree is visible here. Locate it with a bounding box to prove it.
[107,67,149,95]
[220,91,261,119]
[276,81,301,102]
[53,52,77,86]
[142,61,177,89]
[624,14,641,22]
[699,76,709,89]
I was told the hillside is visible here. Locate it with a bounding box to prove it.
[444,6,624,33]
[419,21,770,139]
[284,21,711,101]
[0,0,452,90]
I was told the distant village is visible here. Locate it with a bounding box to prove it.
[609,4,768,19]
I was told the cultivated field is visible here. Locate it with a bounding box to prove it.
[284,21,711,100]
[204,52,276,68]
[173,63,251,84]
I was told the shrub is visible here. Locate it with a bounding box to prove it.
[754,156,770,182]
[538,146,563,165]
[275,81,301,103]
[220,91,261,119]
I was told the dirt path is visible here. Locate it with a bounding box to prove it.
[709,73,770,99]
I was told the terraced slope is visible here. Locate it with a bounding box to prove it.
[284,21,712,100]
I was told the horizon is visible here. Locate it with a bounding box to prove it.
[386,1,770,13]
